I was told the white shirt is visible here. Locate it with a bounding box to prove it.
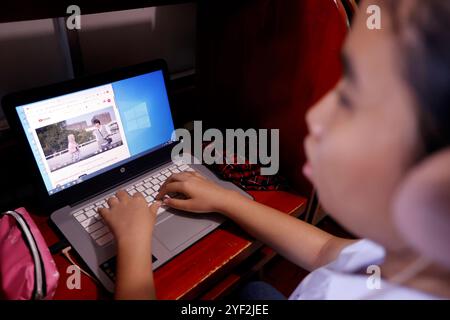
[289,239,440,300]
[93,125,111,146]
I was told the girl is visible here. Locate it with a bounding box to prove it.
[67,134,80,163]
[99,0,450,299]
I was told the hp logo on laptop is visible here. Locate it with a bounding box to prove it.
[120,167,126,173]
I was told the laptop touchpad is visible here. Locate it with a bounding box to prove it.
[154,211,213,251]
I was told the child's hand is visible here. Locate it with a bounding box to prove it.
[156,171,239,213]
[98,190,161,245]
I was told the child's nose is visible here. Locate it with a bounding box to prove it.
[306,105,325,140]
[306,90,336,140]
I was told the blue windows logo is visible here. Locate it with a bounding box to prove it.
[123,102,152,132]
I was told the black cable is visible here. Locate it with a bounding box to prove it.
[49,239,70,255]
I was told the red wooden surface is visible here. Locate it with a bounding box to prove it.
[31,190,306,300]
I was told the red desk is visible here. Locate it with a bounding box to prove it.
[32,191,307,300]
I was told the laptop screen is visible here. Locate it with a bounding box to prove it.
[16,69,175,195]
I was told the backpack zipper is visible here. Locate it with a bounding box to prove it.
[2,211,45,300]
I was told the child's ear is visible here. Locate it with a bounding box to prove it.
[393,149,450,269]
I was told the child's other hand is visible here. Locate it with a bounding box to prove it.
[99,190,161,245]
[156,171,238,213]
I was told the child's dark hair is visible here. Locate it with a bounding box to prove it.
[92,119,101,125]
[385,0,450,156]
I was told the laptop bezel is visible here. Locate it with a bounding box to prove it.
[2,59,179,213]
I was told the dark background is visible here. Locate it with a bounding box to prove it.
[0,0,198,213]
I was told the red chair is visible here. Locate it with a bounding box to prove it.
[197,0,350,196]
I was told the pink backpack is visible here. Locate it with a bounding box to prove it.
[0,208,59,300]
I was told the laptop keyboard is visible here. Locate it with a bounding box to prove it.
[72,162,194,247]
